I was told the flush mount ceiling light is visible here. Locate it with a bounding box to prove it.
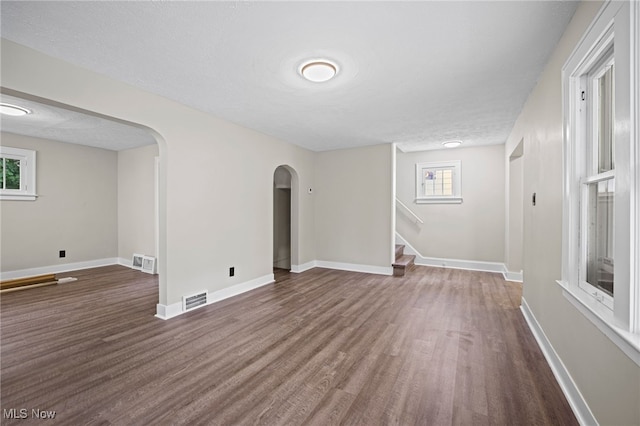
[0,103,32,116]
[300,60,338,83]
[442,140,462,148]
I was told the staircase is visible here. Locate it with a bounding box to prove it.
[393,244,415,277]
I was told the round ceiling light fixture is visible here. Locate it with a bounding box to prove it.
[300,60,338,83]
[442,140,462,148]
[0,103,32,116]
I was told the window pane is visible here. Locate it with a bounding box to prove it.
[443,169,453,195]
[417,162,460,202]
[423,168,454,196]
[0,158,4,189]
[5,158,20,190]
[597,64,614,172]
[425,180,434,195]
[586,179,614,296]
[424,170,434,196]
[434,171,442,195]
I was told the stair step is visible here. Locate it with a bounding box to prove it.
[392,254,415,277]
[393,254,415,267]
[395,244,405,260]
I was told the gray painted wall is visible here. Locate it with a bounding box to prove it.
[396,144,505,263]
[118,144,159,264]
[1,132,117,271]
[315,144,394,269]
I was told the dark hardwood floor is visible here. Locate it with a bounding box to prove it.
[0,265,577,425]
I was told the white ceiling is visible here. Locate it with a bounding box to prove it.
[0,94,156,151]
[0,1,579,152]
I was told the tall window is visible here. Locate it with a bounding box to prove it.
[0,146,37,200]
[415,160,462,204]
[580,47,615,308]
[562,0,639,345]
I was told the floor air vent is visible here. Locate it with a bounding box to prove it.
[183,291,208,312]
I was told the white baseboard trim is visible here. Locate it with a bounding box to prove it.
[292,260,393,276]
[414,256,505,274]
[315,260,393,276]
[0,258,119,281]
[155,302,183,320]
[155,273,275,320]
[208,273,275,304]
[520,297,597,426]
[290,261,317,273]
[502,268,523,283]
[395,233,506,274]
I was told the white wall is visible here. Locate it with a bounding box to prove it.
[504,1,640,424]
[1,39,319,309]
[396,144,505,263]
[0,132,117,273]
[315,144,394,271]
[118,144,158,264]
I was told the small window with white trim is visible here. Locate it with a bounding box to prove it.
[0,146,37,201]
[415,160,462,204]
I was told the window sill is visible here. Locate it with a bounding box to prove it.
[556,279,640,367]
[0,194,37,201]
[415,197,462,204]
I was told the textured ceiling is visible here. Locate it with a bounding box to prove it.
[0,94,156,151]
[0,1,579,152]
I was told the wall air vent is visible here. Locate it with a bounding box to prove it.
[183,291,208,312]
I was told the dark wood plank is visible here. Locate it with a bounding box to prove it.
[0,265,577,425]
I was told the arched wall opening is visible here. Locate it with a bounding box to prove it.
[0,88,168,304]
[273,165,300,273]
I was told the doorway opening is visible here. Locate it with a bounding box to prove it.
[273,166,292,274]
[507,138,524,281]
[0,89,166,304]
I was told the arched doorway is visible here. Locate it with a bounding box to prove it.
[273,165,299,277]
[273,166,292,271]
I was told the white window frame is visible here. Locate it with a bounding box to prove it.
[0,146,37,201]
[415,160,462,204]
[560,0,640,364]
[577,35,616,310]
